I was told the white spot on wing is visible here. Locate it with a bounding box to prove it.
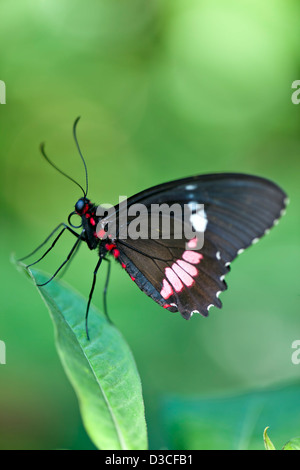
[189,203,207,233]
[280,208,286,217]
[186,184,197,190]
[188,201,198,211]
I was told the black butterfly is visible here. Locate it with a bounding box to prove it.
[19,119,288,339]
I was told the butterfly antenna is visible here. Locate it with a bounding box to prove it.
[40,143,86,197]
[73,116,89,198]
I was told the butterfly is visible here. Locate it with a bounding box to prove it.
[19,118,288,339]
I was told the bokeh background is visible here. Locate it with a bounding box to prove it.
[1,0,300,450]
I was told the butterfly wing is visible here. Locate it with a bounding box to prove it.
[102,173,288,319]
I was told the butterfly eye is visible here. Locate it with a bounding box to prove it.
[75,198,85,213]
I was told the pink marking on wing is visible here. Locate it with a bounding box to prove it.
[177,259,198,277]
[165,268,183,293]
[160,279,173,300]
[172,263,194,287]
[182,251,203,264]
[187,237,198,249]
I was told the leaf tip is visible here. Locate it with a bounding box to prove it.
[263,426,276,450]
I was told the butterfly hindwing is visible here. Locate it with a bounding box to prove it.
[116,236,229,319]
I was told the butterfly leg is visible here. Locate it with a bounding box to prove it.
[18,223,81,266]
[37,234,83,287]
[103,258,112,323]
[85,257,103,341]
[57,231,83,279]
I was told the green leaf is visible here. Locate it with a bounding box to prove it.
[17,263,148,450]
[282,438,300,450]
[263,427,276,450]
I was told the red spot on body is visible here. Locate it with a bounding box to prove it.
[105,243,116,251]
[130,276,135,281]
[85,213,90,219]
[121,262,126,269]
[83,204,89,214]
[163,304,171,309]
[90,217,96,226]
[113,249,120,258]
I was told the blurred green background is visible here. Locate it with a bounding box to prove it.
[1,0,300,450]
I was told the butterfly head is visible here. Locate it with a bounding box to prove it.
[75,197,90,215]
[67,197,95,230]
